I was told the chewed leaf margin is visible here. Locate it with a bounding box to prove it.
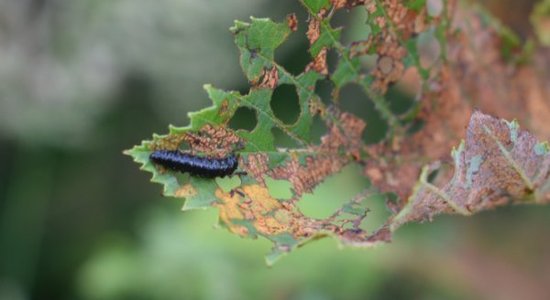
[125,15,389,264]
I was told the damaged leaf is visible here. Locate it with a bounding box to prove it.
[391,111,550,230]
[126,0,550,264]
[126,14,387,264]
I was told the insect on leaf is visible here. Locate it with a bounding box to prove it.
[125,1,550,264]
[125,14,388,264]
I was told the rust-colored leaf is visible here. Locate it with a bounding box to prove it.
[305,47,329,75]
[391,111,550,229]
[271,110,365,196]
[258,67,279,89]
[287,13,298,32]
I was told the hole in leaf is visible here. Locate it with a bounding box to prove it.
[238,85,250,96]
[229,106,257,131]
[330,5,351,29]
[309,115,329,143]
[395,67,421,99]
[386,84,415,116]
[417,29,441,69]
[177,142,191,151]
[297,164,368,219]
[271,127,299,148]
[427,168,440,184]
[362,193,392,234]
[275,10,310,76]
[341,6,371,45]
[265,176,293,200]
[271,84,300,125]
[406,118,425,136]
[263,1,305,22]
[326,48,339,74]
[315,79,334,104]
[362,122,388,145]
[339,83,388,144]
[281,43,310,76]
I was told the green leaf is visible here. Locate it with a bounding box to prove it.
[310,26,342,57]
[125,15,381,263]
[232,18,291,82]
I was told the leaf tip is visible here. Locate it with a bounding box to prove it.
[230,20,249,33]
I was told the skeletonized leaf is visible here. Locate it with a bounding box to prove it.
[391,111,550,230]
[125,15,388,264]
[125,1,550,264]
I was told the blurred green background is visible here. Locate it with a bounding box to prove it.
[1,1,549,299]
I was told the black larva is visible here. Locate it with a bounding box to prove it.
[149,150,239,178]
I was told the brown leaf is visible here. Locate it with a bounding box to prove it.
[286,13,298,32]
[391,111,550,229]
[306,17,321,45]
[258,67,279,89]
[306,48,329,75]
[364,7,550,204]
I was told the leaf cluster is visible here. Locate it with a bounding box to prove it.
[126,0,550,263]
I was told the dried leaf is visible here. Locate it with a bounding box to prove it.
[391,111,550,230]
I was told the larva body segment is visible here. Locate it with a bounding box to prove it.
[149,150,239,178]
